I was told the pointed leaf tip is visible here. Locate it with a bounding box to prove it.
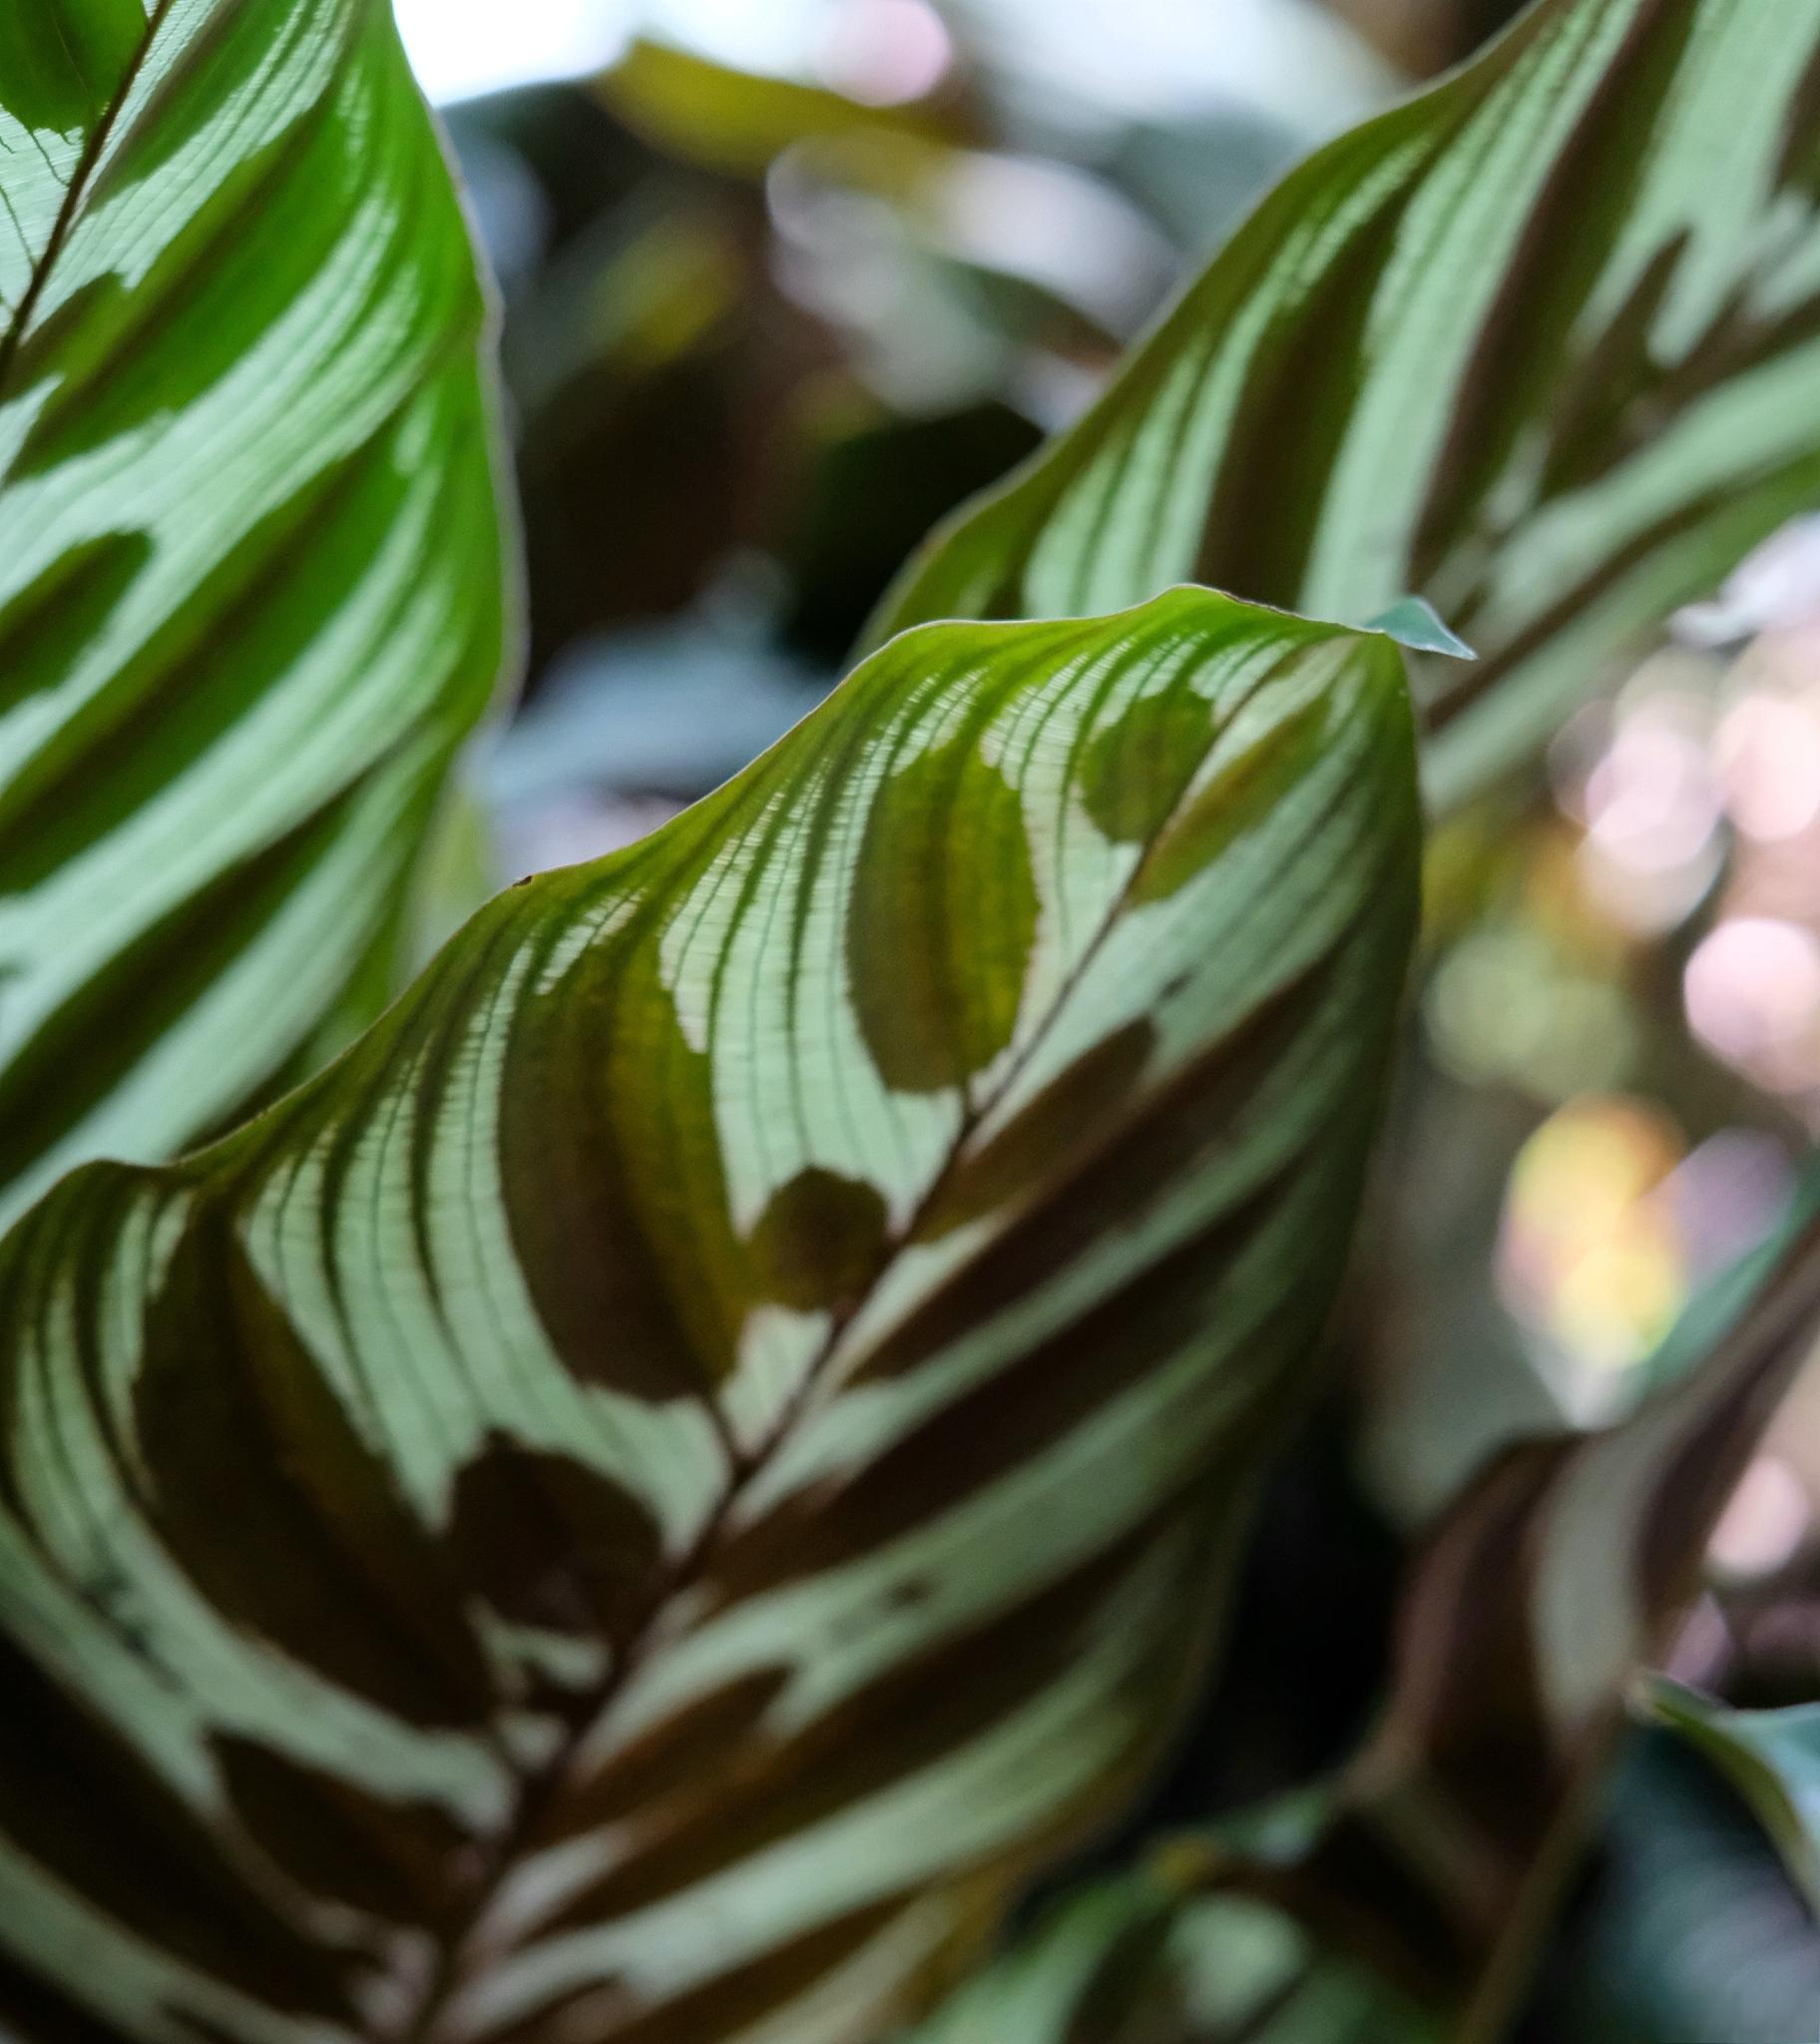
[1365,598,1475,661]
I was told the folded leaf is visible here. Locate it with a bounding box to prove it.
[0,588,1419,2042]
[868,0,1820,810]
[1642,1679,1820,1920]
[0,0,513,1222]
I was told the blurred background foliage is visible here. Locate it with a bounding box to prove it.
[397,1,1820,2033]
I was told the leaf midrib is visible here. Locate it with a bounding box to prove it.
[393,624,1370,2041]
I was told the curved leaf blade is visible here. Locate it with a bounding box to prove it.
[0,588,1416,2042]
[1231,1170,1820,2016]
[906,1871,1441,2044]
[0,0,514,1222]
[868,0,1820,810]
[1642,1680,1820,1920]
[915,1171,1820,2043]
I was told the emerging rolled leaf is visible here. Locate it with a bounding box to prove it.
[0,0,513,1222]
[0,589,1419,2042]
[869,0,1820,810]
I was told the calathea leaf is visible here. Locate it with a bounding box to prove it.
[0,588,1421,2043]
[868,0,1820,811]
[902,1865,1441,2044]
[1218,1169,1820,2020]
[1641,1679,1820,1920]
[903,1170,1820,2043]
[0,0,513,1224]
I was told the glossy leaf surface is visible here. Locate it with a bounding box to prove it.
[870,0,1820,809]
[0,588,1419,2042]
[0,0,512,1221]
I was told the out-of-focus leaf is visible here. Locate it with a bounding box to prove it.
[780,396,1043,662]
[870,0,1820,812]
[1641,1678,1820,1918]
[1272,1170,1820,2010]
[597,37,967,180]
[0,588,1422,2041]
[1553,1731,1820,2044]
[0,0,514,1222]
[1323,0,1532,78]
[903,1173,1820,2041]
[904,1870,1440,2044]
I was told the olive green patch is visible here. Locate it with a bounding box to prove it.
[749,1167,890,1312]
[847,736,1039,1093]
[1135,695,1331,903]
[1079,686,1216,844]
[0,532,151,718]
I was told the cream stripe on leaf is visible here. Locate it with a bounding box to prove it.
[868,0,1820,814]
[0,0,514,1224]
[0,587,1422,2043]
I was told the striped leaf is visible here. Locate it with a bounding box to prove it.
[0,587,1420,2043]
[907,1172,1820,2042]
[1234,1170,1820,2017]
[906,1870,1440,2044]
[868,0,1820,810]
[1642,1680,1820,1920]
[0,0,512,1224]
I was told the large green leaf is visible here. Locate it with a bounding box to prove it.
[0,587,1419,2041]
[868,0,1820,810]
[1642,1679,1820,1919]
[0,0,512,1224]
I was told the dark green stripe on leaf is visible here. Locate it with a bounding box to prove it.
[848,735,1040,1094]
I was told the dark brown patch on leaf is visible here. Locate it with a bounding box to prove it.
[216,1737,474,1928]
[1416,0,1700,557]
[533,1669,790,1848]
[915,1021,1156,1240]
[0,1629,348,2018]
[870,952,1342,1383]
[445,1436,666,1665]
[747,1167,890,1312]
[503,908,745,1393]
[846,736,1039,1093]
[477,1900,911,2044]
[700,1174,1296,1621]
[543,1527,1173,1934]
[133,1208,496,1729]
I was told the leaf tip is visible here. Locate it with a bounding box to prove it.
[1364,597,1476,661]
